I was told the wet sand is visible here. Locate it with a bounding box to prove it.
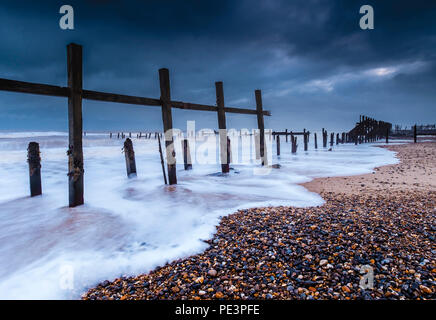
[303,141,436,195]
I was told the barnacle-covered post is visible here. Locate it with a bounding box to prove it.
[67,43,84,207]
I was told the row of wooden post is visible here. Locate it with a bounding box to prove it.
[109,132,162,139]
[347,115,392,145]
[274,128,352,156]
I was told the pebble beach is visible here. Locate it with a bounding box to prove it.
[83,141,436,300]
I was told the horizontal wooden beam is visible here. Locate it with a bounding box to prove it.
[0,78,69,97]
[0,78,271,116]
[82,89,161,106]
[273,131,309,135]
[171,100,270,116]
[171,100,217,112]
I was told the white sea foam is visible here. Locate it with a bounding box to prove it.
[0,131,399,299]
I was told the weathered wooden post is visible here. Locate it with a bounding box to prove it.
[157,134,168,185]
[216,81,229,173]
[330,132,334,147]
[414,124,417,143]
[255,90,266,166]
[314,132,318,149]
[227,137,231,168]
[276,135,280,156]
[182,139,192,170]
[303,130,308,151]
[291,135,297,154]
[341,132,345,144]
[110,132,112,139]
[67,43,84,207]
[322,129,327,148]
[159,68,177,185]
[27,142,42,197]
[123,138,137,178]
[336,133,339,145]
[386,127,389,144]
[285,129,288,142]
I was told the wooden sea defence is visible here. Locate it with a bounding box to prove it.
[0,43,271,207]
[347,115,392,144]
[271,113,391,157]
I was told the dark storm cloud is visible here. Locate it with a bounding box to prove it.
[0,0,434,131]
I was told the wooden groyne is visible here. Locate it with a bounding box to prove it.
[0,43,271,207]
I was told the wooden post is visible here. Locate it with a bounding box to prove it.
[291,135,297,154]
[255,90,266,166]
[386,127,389,144]
[414,124,417,143]
[314,132,318,149]
[322,129,327,148]
[216,81,229,173]
[109,132,112,139]
[182,139,192,170]
[123,138,137,178]
[157,134,168,185]
[227,137,231,168]
[336,133,339,145]
[67,43,84,207]
[159,68,177,185]
[304,131,308,151]
[276,135,280,156]
[27,142,42,197]
[285,129,288,143]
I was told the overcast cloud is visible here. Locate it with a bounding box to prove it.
[0,0,434,131]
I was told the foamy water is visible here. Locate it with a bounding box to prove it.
[0,131,399,299]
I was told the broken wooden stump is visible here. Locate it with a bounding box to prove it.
[276,135,280,156]
[414,124,417,143]
[291,135,297,154]
[182,139,192,170]
[27,142,42,197]
[123,138,137,178]
[67,43,84,207]
[303,131,308,151]
[322,129,327,148]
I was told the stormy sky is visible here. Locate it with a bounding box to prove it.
[0,0,435,132]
